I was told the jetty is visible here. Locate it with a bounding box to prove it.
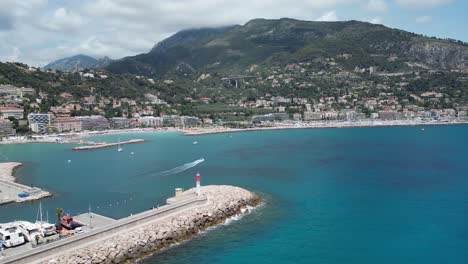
[0,185,260,264]
[72,139,145,151]
[0,162,51,205]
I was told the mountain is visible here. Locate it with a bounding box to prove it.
[105,18,468,78]
[44,54,113,72]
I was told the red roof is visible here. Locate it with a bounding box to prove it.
[0,107,24,111]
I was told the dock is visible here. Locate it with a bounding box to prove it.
[73,212,117,230]
[72,139,145,151]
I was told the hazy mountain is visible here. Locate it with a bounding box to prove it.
[105,18,468,78]
[44,54,113,72]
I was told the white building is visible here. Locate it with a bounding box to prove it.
[138,116,163,127]
[0,107,24,119]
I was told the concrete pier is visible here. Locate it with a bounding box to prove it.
[72,139,145,151]
[0,163,51,205]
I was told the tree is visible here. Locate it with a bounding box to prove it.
[55,208,64,225]
[7,117,19,129]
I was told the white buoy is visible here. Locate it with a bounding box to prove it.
[67,160,71,163]
[131,152,134,155]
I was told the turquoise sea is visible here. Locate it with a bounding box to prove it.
[1,125,468,263]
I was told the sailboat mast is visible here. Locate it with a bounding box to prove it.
[39,202,43,222]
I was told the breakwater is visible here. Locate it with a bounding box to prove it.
[73,139,145,151]
[0,162,51,205]
[0,185,260,264]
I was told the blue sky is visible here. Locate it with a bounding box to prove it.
[0,0,466,66]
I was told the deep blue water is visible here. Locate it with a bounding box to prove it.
[1,126,468,263]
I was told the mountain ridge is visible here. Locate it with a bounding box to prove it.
[44,54,113,72]
[105,18,468,78]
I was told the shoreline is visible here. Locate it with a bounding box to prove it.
[0,120,467,145]
[182,120,468,136]
[0,162,52,205]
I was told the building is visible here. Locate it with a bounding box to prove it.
[53,117,82,132]
[0,106,24,119]
[251,113,289,123]
[76,116,109,130]
[181,116,201,127]
[292,113,302,121]
[162,115,182,127]
[28,113,53,133]
[0,120,15,138]
[378,111,401,120]
[138,116,163,127]
[109,117,132,129]
[303,111,322,121]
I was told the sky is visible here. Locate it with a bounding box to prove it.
[0,0,466,67]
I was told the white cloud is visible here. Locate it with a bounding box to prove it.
[370,17,383,24]
[415,15,432,23]
[0,0,462,67]
[316,11,339,22]
[395,0,452,9]
[3,47,21,62]
[366,0,388,12]
[44,8,84,31]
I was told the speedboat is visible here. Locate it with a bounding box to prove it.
[60,215,83,230]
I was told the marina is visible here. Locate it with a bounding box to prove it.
[0,172,257,264]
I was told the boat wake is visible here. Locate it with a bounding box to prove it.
[137,158,205,178]
[155,158,205,177]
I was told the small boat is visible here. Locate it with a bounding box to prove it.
[60,215,83,230]
[193,141,198,145]
[421,128,425,131]
[117,138,123,152]
[131,152,134,155]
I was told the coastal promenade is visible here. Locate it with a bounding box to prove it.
[0,185,260,264]
[0,163,51,205]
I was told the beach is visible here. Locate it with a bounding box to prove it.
[0,162,51,205]
[182,119,468,135]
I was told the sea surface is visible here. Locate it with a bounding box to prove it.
[1,125,468,263]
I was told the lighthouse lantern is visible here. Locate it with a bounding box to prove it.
[195,172,201,195]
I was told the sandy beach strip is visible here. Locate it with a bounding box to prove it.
[182,120,468,136]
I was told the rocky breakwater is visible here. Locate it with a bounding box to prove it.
[46,185,261,264]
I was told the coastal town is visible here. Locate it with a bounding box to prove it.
[1,63,467,140]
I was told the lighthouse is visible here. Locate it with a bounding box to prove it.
[195,172,201,195]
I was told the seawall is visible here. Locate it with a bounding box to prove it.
[1,185,260,264]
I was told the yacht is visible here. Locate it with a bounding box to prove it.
[16,221,42,242]
[0,223,25,248]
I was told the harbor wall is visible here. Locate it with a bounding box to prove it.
[1,185,261,264]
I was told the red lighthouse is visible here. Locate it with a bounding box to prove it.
[195,172,201,195]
